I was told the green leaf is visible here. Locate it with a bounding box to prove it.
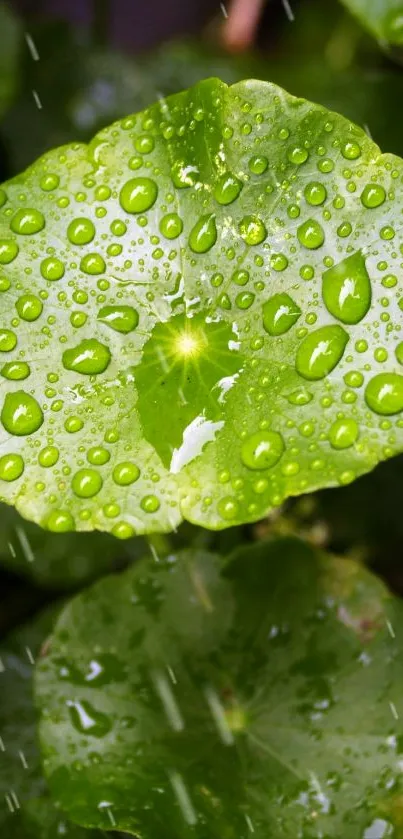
[340,0,403,46]
[0,607,104,838]
[3,78,403,535]
[35,538,403,838]
[0,501,145,587]
[0,2,20,121]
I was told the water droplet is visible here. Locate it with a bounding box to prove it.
[0,330,17,351]
[0,240,18,264]
[395,342,403,365]
[304,181,327,206]
[140,494,160,513]
[297,219,325,249]
[241,430,284,470]
[68,699,112,737]
[10,208,45,235]
[341,141,361,160]
[87,447,110,466]
[217,496,239,520]
[322,251,371,324]
[159,213,183,239]
[1,391,43,435]
[39,445,59,467]
[119,177,158,213]
[1,361,30,380]
[40,256,65,280]
[0,453,24,481]
[213,173,243,205]
[360,184,386,208]
[67,218,96,245]
[113,462,140,485]
[97,305,139,334]
[189,214,217,253]
[329,418,358,449]
[262,293,301,336]
[72,468,103,498]
[15,294,43,321]
[239,215,267,245]
[296,325,349,380]
[288,146,308,165]
[286,388,313,405]
[171,161,199,188]
[46,510,75,532]
[80,253,106,275]
[365,373,403,415]
[62,339,111,375]
[248,155,268,174]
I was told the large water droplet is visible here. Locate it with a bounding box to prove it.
[365,373,403,415]
[0,453,24,481]
[241,430,284,470]
[80,253,106,275]
[0,240,18,264]
[62,339,111,375]
[113,462,140,485]
[97,305,139,334]
[15,294,43,321]
[40,256,65,280]
[67,218,95,245]
[10,208,45,235]
[72,468,103,498]
[67,699,112,737]
[119,177,158,213]
[159,213,183,239]
[304,181,327,206]
[262,293,301,336]
[1,361,30,380]
[213,173,243,205]
[296,325,349,380]
[328,418,358,449]
[297,219,325,249]
[239,215,267,245]
[189,214,217,253]
[0,330,17,352]
[1,391,43,435]
[360,184,386,209]
[322,251,371,324]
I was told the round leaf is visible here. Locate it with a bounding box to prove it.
[36,538,403,837]
[1,79,403,535]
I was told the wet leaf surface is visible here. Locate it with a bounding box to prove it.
[0,606,104,838]
[2,79,403,534]
[36,538,403,838]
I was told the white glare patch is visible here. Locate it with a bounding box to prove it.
[175,332,200,357]
[170,415,224,473]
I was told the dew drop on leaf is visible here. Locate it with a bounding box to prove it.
[241,430,285,470]
[1,391,43,436]
[62,339,111,375]
[262,293,302,336]
[365,373,403,415]
[322,251,371,324]
[296,325,349,380]
[188,214,217,253]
